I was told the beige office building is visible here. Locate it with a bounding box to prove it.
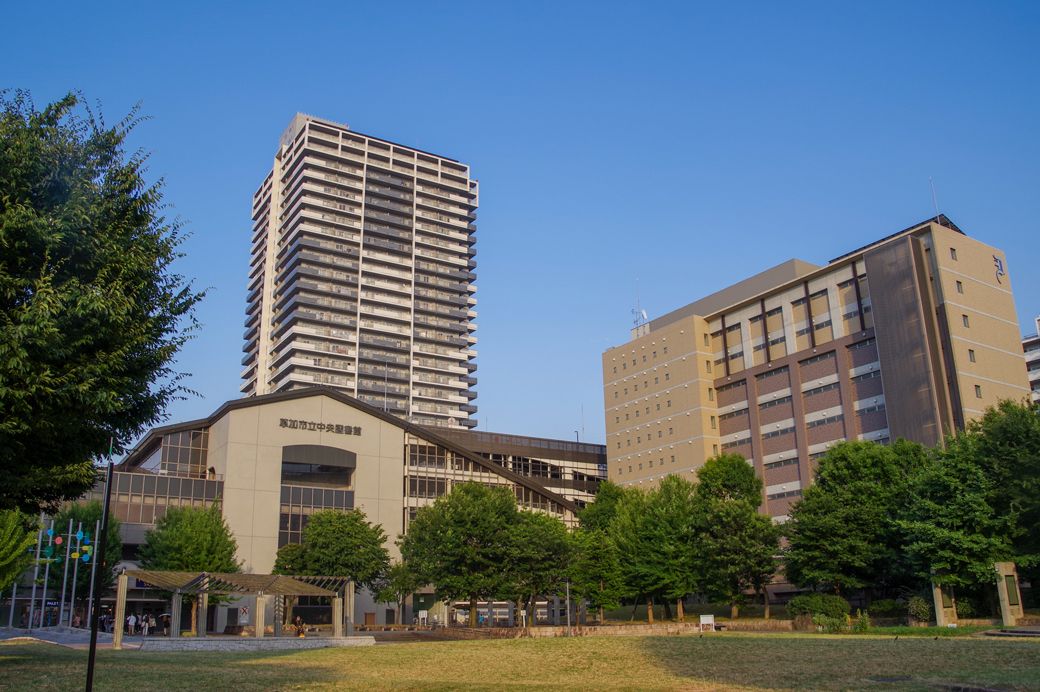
[602,216,1031,518]
[106,387,576,625]
[242,114,479,429]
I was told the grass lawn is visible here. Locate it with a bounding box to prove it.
[2,632,1040,691]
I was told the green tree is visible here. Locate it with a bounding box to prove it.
[698,499,779,618]
[272,543,308,575]
[898,438,1016,588]
[611,479,697,623]
[505,510,572,628]
[961,400,1040,577]
[375,561,421,625]
[46,500,121,594]
[577,481,627,533]
[0,509,35,592]
[139,505,239,633]
[783,440,927,594]
[0,91,204,514]
[300,509,390,590]
[695,453,762,505]
[569,529,624,623]
[400,483,517,627]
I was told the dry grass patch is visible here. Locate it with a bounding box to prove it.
[2,632,1039,690]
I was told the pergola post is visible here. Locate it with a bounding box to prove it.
[112,571,128,650]
[170,590,181,638]
[346,581,355,636]
[255,594,266,638]
[197,592,208,637]
[273,596,283,637]
[333,596,344,638]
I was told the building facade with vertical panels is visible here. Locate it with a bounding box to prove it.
[243,114,479,429]
[430,429,607,507]
[602,216,1031,519]
[1025,316,1040,403]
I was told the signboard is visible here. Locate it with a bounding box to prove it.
[279,418,362,435]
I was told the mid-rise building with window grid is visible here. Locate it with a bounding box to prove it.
[602,216,1031,519]
[1025,316,1040,403]
[242,114,479,429]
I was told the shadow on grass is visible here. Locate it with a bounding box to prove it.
[636,632,1040,691]
[0,641,349,691]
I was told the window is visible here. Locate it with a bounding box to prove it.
[706,360,712,373]
[968,349,976,363]
[654,377,659,384]
[656,403,661,411]
[665,373,670,381]
[614,392,618,399]
[975,384,983,398]
[950,247,958,260]
[653,351,657,358]
[956,280,964,294]
[712,445,719,456]
[708,387,715,401]
[663,346,669,354]
[667,400,672,408]
[962,314,970,328]
[668,427,673,435]
[710,416,717,430]
[658,431,662,438]
[703,333,709,347]
[670,455,676,463]
[615,416,619,423]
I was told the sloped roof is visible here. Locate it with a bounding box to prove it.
[121,387,578,515]
[126,570,336,597]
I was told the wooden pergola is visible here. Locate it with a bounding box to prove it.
[112,570,356,649]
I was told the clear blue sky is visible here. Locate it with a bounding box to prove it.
[5,1,1039,445]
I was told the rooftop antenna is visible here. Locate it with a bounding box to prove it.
[631,279,649,328]
[929,177,941,224]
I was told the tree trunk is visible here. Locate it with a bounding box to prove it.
[677,598,685,622]
[469,597,477,627]
[398,598,404,625]
[762,589,771,620]
[598,605,604,624]
[646,597,654,624]
[630,600,639,621]
[663,599,672,620]
[730,602,739,619]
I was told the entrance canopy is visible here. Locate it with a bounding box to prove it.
[125,570,336,597]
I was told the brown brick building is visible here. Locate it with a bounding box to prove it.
[602,216,1030,519]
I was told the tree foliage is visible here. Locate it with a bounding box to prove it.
[898,437,1016,587]
[375,561,421,623]
[299,509,390,590]
[0,509,35,592]
[400,483,518,625]
[272,543,307,576]
[139,505,239,573]
[0,91,204,513]
[505,510,572,623]
[568,529,624,620]
[695,453,762,505]
[783,440,927,594]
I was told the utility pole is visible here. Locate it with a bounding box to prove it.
[86,439,115,691]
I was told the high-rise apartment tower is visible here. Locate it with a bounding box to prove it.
[243,114,479,429]
[602,216,1031,519]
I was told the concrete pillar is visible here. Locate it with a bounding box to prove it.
[112,571,128,650]
[255,595,266,638]
[170,592,181,638]
[333,596,343,638]
[931,582,957,627]
[995,562,1023,627]
[196,593,208,637]
[273,596,283,637]
[507,601,514,627]
[346,582,355,636]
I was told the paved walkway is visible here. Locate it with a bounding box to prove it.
[0,626,133,650]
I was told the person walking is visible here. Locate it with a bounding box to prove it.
[141,614,150,636]
[127,613,137,635]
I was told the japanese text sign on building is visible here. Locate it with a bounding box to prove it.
[279,419,361,435]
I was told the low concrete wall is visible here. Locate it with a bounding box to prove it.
[435,619,792,640]
[137,636,375,652]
